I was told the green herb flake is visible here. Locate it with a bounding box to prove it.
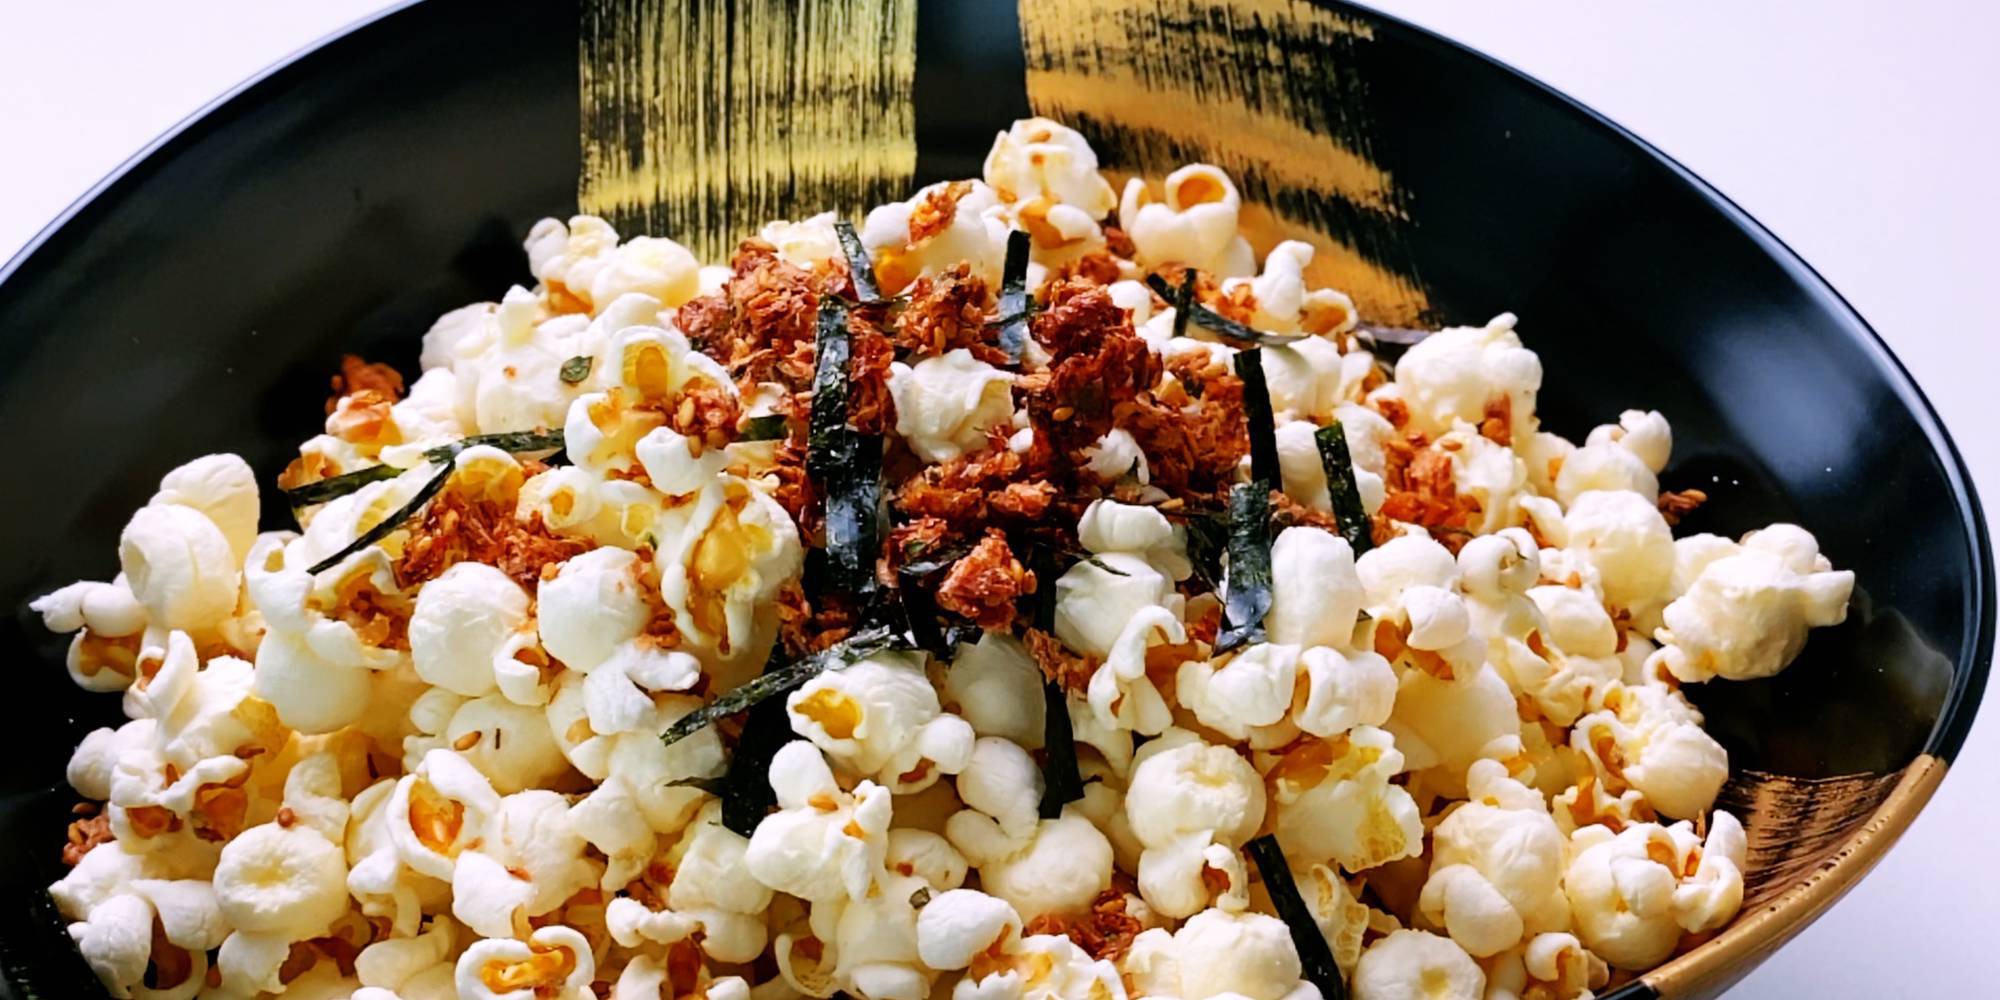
[1315,422,1375,556]
[737,413,789,442]
[559,355,593,384]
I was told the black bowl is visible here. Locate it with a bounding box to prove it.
[0,1,1987,997]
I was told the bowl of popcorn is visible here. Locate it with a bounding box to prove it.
[0,2,1987,1000]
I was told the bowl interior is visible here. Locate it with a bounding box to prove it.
[0,1,1985,996]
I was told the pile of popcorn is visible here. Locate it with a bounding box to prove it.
[34,117,1855,1000]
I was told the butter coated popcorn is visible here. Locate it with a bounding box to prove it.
[35,116,1858,999]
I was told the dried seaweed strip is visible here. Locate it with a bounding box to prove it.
[1234,348,1281,488]
[713,647,799,835]
[1314,422,1374,556]
[996,230,1032,363]
[304,461,456,575]
[281,429,566,507]
[1246,835,1348,1000]
[1144,274,1306,346]
[1028,546,1084,817]
[807,298,854,478]
[1215,483,1273,654]
[659,626,897,748]
[834,220,882,303]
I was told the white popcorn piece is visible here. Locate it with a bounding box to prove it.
[1584,409,1674,475]
[1220,241,1355,337]
[1672,811,1748,934]
[441,693,572,795]
[915,888,1021,971]
[452,790,599,938]
[30,578,148,640]
[957,737,1044,840]
[1056,548,1180,657]
[1419,761,1569,957]
[537,547,652,673]
[949,809,1115,923]
[1385,665,1522,797]
[1125,909,1314,1000]
[944,633,1046,748]
[1438,427,1533,535]
[355,918,455,992]
[1554,440,1659,508]
[119,501,240,635]
[612,953,749,1000]
[1123,738,1265,917]
[635,425,728,497]
[1351,930,1485,1000]
[1084,426,1152,485]
[655,476,805,668]
[983,117,1119,222]
[1295,861,1371,978]
[1482,932,1610,1000]
[1266,725,1423,873]
[1561,490,1675,612]
[1356,532,1461,615]
[889,349,1014,462]
[745,742,892,903]
[1266,527,1364,650]
[1571,682,1727,821]
[862,179,1008,292]
[409,561,533,698]
[446,286,585,435]
[1176,643,1297,740]
[1562,823,1689,970]
[455,924,596,1000]
[1264,338,1348,422]
[1390,313,1540,443]
[1650,524,1854,683]
[1117,164,1256,277]
[387,749,502,881]
[150,453,260,563]
[788,649,975,791]
[211,818,349,941]
[759,211,843,267]
[1294,646,1398,738]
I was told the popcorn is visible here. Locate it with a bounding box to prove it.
[447,285,585,434]
[409,561,534,698]
[1056,549,1180,658]
[1124,909,1314,1000]
[613,954,749,1000]
[1561,823,1685,969]
[1117,164,1256,276]
[759,212,843,267]
[1352,930,1485,1000]
[388,749,503,881]
[1275,418,1385,523]
[956,737,1044,840]
[1265,527,1364,650]
[787,650,975,791]
[944,633,1046,748]
[1078,499,1192,580]
[1084,427,1152,485]
[1553,441,1658,508]
[440,693,572,794]
[1265,726,1423,873]
[888,349,1014,463]
[1570,682,1727,820]
[1560,491,1675,611]
[455,924,596,1000]
[1263,338,1348,421]
[1585,409,1673,474]
[664,801,777,961]
[1419,761,1569,957]
[745,742,891,903]
[1293,861,1371,978]
[1438,427,1532,535]
[452,790,599,938]
[1124,737,1264,917]
[1650,524,1854,682]
[1385,666,1522,797]
[537,547,652,673]
[1221,240,1356,337]
[983,117,1119,222]
[960,932,1129,1000]
[151,453,260,563]
[948,810,1115,922]
[1356,532,1461,614]
[862,179,1008,292]
[915,888,1021,970]
[1176,643,1298,740]
[211,815,349,940]
[1673,811,1748,934]
[119,501,240,634]
[1390,313,1540,442]
[356,918,455,993]
[1482,932,1610,1000]
[656,476,805,668]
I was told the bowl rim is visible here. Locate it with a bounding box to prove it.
[0,2,1989,998]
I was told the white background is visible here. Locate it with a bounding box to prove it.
[2,1,1994,995]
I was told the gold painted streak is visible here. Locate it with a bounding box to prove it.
[579,0,918,263]
[1026,67,1403,218]
[1643,754,1946,999]
[1018,0,1430,326]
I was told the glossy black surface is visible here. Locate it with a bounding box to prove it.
[0,0,1986,995]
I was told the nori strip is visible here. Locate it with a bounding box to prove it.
[833,220,881,303]
[996,230,1032,364]
[281,429,566,507]
[820,430,884,595]
[304,460,456,575]
[1177,508,1231,591]
[1234,348,1282,488]
[1030,545,1085,817]
[1315,422,1375,556]
[658,625,897,748]
[1356,323,1432,363]
[1215,482,1273,654]
[1144,273,1307,345]
[712,645,801,835]
[1170,268,1194,340]
[559,355,593,383]
[807,299,852,480]
[738,413,790,442]
[1246,834,1349,1000]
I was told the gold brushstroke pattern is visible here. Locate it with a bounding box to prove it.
[579,0,918,262]
[1019,0,1430,324]
[1644,757,1943,998]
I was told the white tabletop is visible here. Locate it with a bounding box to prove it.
[4,1,1994,995]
